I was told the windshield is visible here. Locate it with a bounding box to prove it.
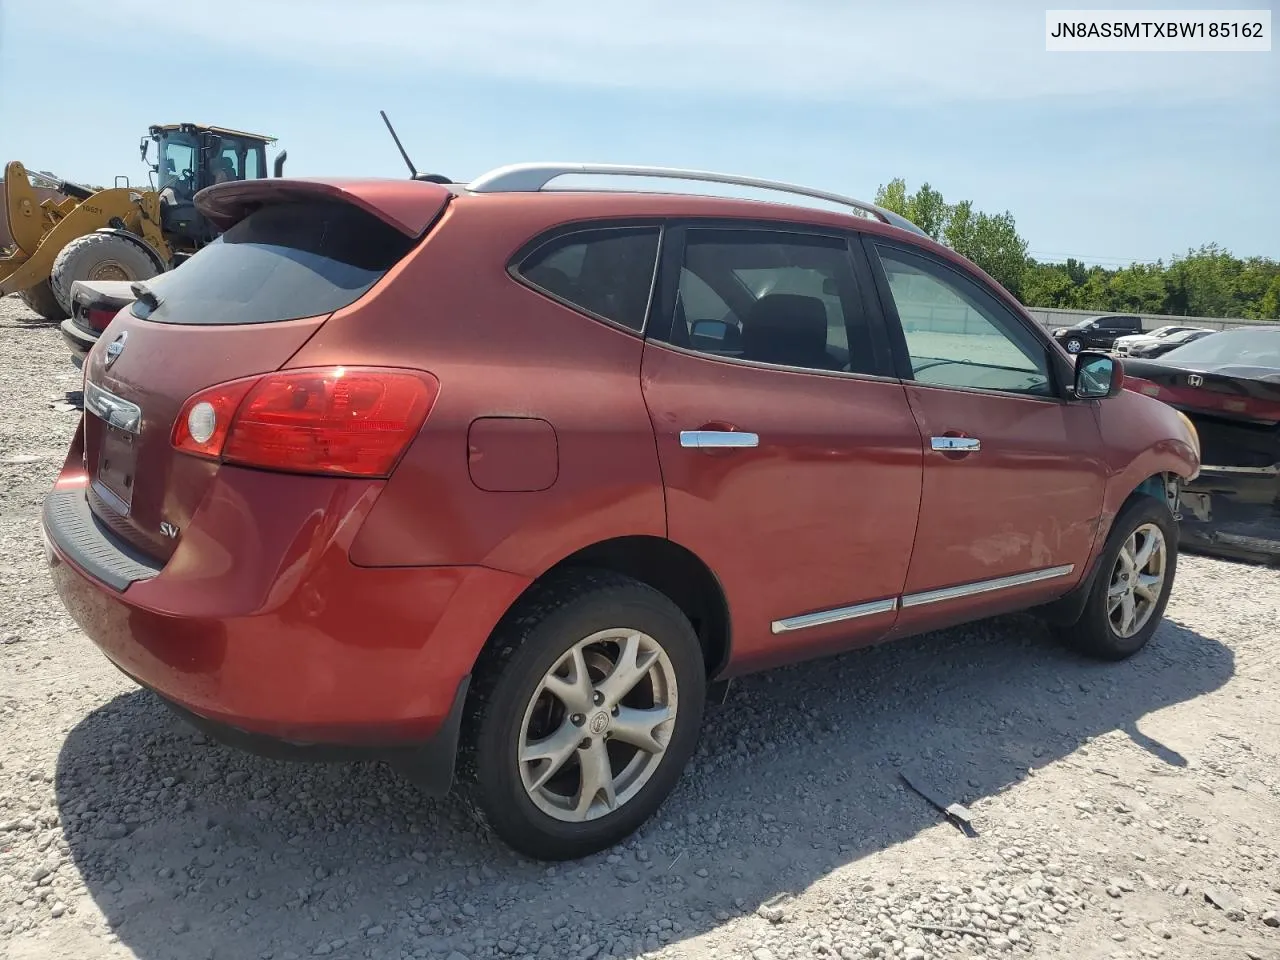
[1158,328,1280,366]
[157,132,198,196]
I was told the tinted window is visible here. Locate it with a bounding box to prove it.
[1101,316,1139,330]
[875,246,1052,396]
[663,229,877,375]
[517,227,660,332]
[131,201,416,325]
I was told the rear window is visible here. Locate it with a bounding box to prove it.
[131,200,416,325]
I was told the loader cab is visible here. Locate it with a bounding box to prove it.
[143,123,277,257]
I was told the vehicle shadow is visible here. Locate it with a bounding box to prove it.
[54,613,1232,960]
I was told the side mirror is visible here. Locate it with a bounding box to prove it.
[1074,351,1123,399]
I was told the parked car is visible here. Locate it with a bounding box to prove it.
[1123,325,1280,566]
[1112,325,1203,357]
[1123,327,1215,359]
[42,164,1201,861]
[1051,314,1142,354]
[61,279,137,368]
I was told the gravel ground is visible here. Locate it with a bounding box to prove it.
[1,292,1279,960]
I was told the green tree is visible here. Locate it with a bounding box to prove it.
[945,207,1028,297]
[875,182,1028,296]
[1256,275,1280,320]
[875,177,1279,320]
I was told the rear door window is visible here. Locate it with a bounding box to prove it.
[514,226,661,332]
[131,200,416,325]
[658,228,880,376]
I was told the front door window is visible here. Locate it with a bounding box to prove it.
[875,248,1052,397]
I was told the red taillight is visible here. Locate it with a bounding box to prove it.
[86,307,117,333]
[172,367,439,477]
[171,377,260,458]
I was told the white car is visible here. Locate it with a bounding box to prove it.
[1112,325,1201,356]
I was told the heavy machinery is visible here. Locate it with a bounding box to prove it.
[0,123,285,321]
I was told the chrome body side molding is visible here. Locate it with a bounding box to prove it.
[772,564,1077,633]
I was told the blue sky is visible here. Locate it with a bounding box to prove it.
[2,0,1276,266]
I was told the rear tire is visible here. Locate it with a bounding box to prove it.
[1054,494,1178,661]
[49,233,160,313]
[17,280,67,322]
[455,570,706,861]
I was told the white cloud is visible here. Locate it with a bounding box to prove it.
[33,0,1279,104]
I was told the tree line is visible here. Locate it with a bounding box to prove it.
[874,179,1280,321]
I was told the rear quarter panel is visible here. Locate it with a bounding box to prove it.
[289,195,667,575]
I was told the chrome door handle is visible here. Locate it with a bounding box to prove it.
[931,436,980,452]
[680,430,759,449]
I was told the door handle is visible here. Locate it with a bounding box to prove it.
[680,430,759,449]
[931,435,981,453]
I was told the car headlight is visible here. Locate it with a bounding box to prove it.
[1174,409,1200,459]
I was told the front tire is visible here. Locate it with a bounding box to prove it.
[456,570,706,861]
[17,280,69,322]
[49,233,160,312]
[1056,494,1178,660]
[1065,338,1083,354]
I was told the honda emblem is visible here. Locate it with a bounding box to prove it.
[1187,374,1203,387]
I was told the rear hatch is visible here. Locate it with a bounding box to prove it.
[79,181,449,565]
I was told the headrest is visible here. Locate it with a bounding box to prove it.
[742,293,830,367]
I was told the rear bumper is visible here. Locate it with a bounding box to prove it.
[60,318,96,365]
[42,458,532,763]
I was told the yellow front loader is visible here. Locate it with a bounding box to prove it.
[0,162,171,320]
[1,123,282,321]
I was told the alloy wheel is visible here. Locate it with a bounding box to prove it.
[518,629,678,822]
[1107,522,1167,639]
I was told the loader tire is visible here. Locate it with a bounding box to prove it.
[50,233,160,313]
[17,280,68,322]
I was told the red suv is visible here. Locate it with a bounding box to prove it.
[43,164,1201,861]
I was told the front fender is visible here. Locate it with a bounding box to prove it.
[1094,388,1201,541]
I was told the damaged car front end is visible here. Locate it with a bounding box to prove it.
[1122,327,1280,565]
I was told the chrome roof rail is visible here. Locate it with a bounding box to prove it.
[467,162,928,237]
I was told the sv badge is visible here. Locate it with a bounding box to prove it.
[159,522,180,539]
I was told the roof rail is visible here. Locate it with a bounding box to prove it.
[466,162,928,237]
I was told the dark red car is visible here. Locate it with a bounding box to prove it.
[42,164,1201,860]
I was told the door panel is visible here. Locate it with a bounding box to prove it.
[642,344,923,671]
[863,239,1109,635]
[642,225,923,673]
[898,384,1105,611]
